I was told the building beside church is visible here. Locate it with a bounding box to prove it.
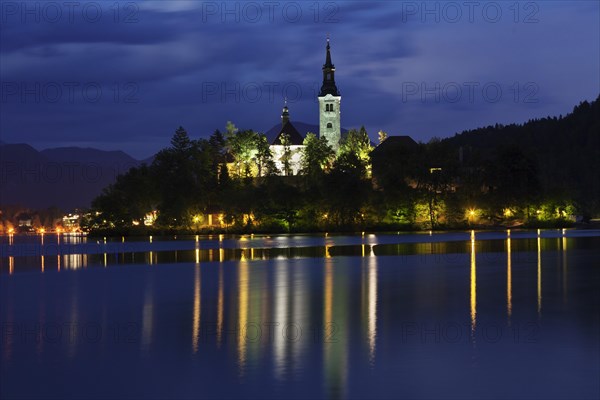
[270,103,305,175]
[269,38,342,175]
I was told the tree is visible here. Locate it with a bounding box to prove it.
[91,164,157,228]
[323,151,371,227]
[225,125,259,177]
[339,126,372,169]
[279,133,293,176]
[300,132,335,181]
[255,133,278,177]
[171,126,192,152]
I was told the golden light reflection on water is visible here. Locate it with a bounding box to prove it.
[470,232,476,334]
[274,257,289,380]
[367,250,377,364]
[323,255,348,397]
[537,236,542,316]
[562,236,568,305]
[9,256,14,275]
[141,280,154,352]
[291,266,306,375]
[192,265,201,354]
[63,254,88,270]
[217,264,224,347]
[238,251,249,375]
[324,259,333,326]
[507,238,512,322]
[67,294,78,358]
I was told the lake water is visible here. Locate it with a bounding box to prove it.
[1,230,599,399]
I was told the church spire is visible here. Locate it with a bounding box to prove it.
[325,37,333,68]
[320,37,339,97]
[281,98,289,126]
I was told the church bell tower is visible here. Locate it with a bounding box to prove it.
[318,38,341,152]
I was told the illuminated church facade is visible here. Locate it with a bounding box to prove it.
[269,39,341,175]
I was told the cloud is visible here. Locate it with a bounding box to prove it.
[0,1,598,158]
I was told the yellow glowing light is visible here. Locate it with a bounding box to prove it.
[39,228,45,234]
[323,213,329,219]
[503,208,514,218]
[8,228,14,235]
[55,227,61,234]
[468,209,476,217]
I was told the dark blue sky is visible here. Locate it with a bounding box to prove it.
[1,1,598,159]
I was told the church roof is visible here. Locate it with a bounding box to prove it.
[371,136,418,155]
[271,121,305,146]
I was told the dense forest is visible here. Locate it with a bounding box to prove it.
[86,96,600,234]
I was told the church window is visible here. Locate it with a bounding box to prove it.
[327,123,332,129]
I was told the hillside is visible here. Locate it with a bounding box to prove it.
[0,144,144,209]
[442,95,600,215]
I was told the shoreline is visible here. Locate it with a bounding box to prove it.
[81,220,600,238]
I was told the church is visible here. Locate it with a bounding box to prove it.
[269,38,341,175]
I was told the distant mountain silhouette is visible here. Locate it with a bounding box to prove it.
[0,144,144,210]
[41,147,139,167]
